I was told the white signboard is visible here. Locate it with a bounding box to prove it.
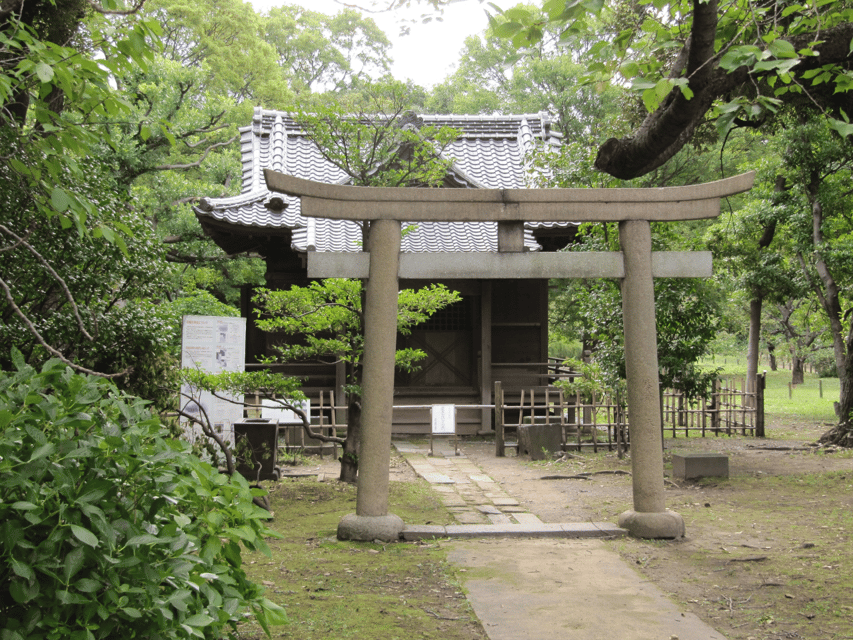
[261,398,310,424]
[431,404,456,435]
[180,315,246,448]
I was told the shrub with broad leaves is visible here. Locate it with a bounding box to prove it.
[0,352,286,640]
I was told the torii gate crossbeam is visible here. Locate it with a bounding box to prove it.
[265,170,755,541]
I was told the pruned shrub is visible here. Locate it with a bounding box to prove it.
[0,352,286,640]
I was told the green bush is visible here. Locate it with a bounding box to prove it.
[0,353,286,640]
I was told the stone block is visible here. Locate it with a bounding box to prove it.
[401,525,447,541]
[518,423,563,460]
[672,453,729,479]
[561,522,627,538]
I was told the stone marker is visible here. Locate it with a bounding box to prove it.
[672,453,729,480]
[518,423,563,460]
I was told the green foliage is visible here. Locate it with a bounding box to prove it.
[487,0,853,137]
[0,175,176,387]
[1,1,161,233]
[263,4,392,94]
[0,353,286,640]
[553,357,607,400]
[181,368,306,406]
[296,78,461,188]
[426,10,623,140]
[253,279,461,379]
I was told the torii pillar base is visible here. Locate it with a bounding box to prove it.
[618,510,685,539]
[337,513,404,543]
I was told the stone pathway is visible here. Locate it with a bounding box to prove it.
[396,439,730,640]
[394,440,624,539]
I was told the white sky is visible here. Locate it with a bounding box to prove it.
[248,0,494,88]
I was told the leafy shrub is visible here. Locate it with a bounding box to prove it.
[0,353,286,640]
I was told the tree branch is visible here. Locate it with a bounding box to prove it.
[0,223,95,341]
[0,275,128,378]
[594,12,853,180]
[152,134,238,171]
[84,0,147,16]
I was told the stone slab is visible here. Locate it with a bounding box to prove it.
[439,494,468,507]
[518,423,563,460]
[562,523,627,538]
[430,485,456,493]
[468,474,494,483]
[512,512,543,525]
[422,472,455,484]
[487,513,514,525]
[394,445,427,454]
[454,511,490,524]
[475,505,502,515]
[672,453,729,479]
[444,523,564,538]
[401,522,628,541]
[401,525,446,541]
[448,538,728,640]
[492,497,520,507]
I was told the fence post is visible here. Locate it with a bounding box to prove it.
[756,372,766,437]
[711,378,721,434]
[494,380,504,457]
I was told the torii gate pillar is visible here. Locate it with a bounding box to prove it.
[264,169,755,542]
[618,220,684,537]
[337,219,405,541]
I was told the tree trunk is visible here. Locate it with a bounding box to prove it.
[791,355,805,385]
[746,297,762,405]
[820,349,853,446]
[339,396,360,483]
[767,341,777,370]
[802,174,853,446]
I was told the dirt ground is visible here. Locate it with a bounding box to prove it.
[460,426,853,640]
[296,423,853,640]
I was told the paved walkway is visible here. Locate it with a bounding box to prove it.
[394,439,729,640]
[395,440,624,540]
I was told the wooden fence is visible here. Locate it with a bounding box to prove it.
[662,374,765,438]
[494,373,765,457]
[493,381,629,456]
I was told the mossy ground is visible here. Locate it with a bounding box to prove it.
[238,477,487,640]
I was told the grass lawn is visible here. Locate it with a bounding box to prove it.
[701,358,839,437]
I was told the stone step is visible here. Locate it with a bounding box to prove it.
[401,522,627,541]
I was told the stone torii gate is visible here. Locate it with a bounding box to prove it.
[265,169,755,541]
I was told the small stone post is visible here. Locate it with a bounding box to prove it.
[337,219,404,542]
[617,220,684,538]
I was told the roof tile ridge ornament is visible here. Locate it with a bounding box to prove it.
[517,117,537,182]
[269,114,287,174]
[251,106,266,193]
[263,114,289,214]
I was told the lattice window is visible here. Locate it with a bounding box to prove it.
[416,297,472,331]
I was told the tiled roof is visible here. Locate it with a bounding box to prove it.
[195,107,573,254]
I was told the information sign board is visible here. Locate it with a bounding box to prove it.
[180,315,246,448]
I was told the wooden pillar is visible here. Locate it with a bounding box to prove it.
[337,219,403,542]
[480,281,492,432]
[494,380,504,456]
[617,220,684,539]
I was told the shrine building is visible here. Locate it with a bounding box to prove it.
[194,107,578,435]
